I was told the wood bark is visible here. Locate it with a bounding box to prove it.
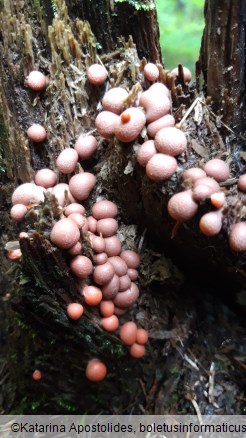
[200,0,246,134]
[0,0,245,415]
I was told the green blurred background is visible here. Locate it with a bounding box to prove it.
[156,0,205,76]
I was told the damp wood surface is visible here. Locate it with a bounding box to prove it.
[0,0,245,415]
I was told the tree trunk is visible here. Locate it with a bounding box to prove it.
[0,0,245,415]
[200,0,246,133]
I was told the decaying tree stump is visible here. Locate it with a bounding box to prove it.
[0,0,245,414]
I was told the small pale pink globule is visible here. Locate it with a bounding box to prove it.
[8,249,22,260]
[92,200,118,219]
[50,218,80,249]
[102,87,128,114]
[146,153,177,181]
[56,148,78,174]
[203,159,230,182]
[10,204,27,221]
[69,172,96,201]
[99,300,115,317]
[199,210,223,236]
[238,174,246,191]
[155,126,187,156]
[70,255,93,278]
[114,107,146,143]
[118,274,131,291]
[93,262,115,285]
[137,140,157,167]
[34,169,57,188]
[182,168,207,183]
[96,218,118,237]
[87,64,108,85]
[140,83,171,122]
[192,177,220,202]
[64,203,85,216]
[229,222,246,252]
[32,369,42,381]
[167,189,198,221]
[210,192,226,209]
[94,252,108,265]
[192,183,217,202]
[74,135,97,160]
[136,328,149,344]
[143,63,160,81]
[27,71,47,91]
[107,256,128,276]
[147,114,175,138]
[88,216,97,233]
[12,183,45,205]
[68,241,82,256]
[90,235,106,253]
[127,268,138,281]
[67,303,84,320]
[27,124,46,142]
[68,213,87,230]
[113,283,139,308]
[104,235,122,257]
[101,274,120,299]
[120,250,140,269]
[95,111,119,139]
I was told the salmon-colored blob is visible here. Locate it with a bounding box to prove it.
[83,285,103,306]
[99,300,115,317]
[119,321,137,345]
[136,328,149,344]
[101,315,119,332]
[85,359,107,382]
[129,343,146,358]
[32,369,42,381]
[67,303,84,320]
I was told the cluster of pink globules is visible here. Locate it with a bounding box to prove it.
[9,66,151,381]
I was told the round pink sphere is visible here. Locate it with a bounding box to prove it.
[155,127,187,156]
[137,140,157,167]
[203,159,230,182]
[147,114,175,138]
[27,71,47,91]
[95,111,119,139]
[92,200,118,219]
[114,107,146,143]
[238,174,246,191]
[74,135,97,160]
[146,153,177,181]
[229,222,246,252]
[34,169,57,188]
[102,87,128,114]
[56,148,78,174]
[69,172,96,201]
[12,182,45,205]
[27,124,46,142]
[167,189,198,222]
[50,218,80,249]
[143,63,160,81]
[70,255,93,278]
[10,204,27,221]
[87,64,108,86]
